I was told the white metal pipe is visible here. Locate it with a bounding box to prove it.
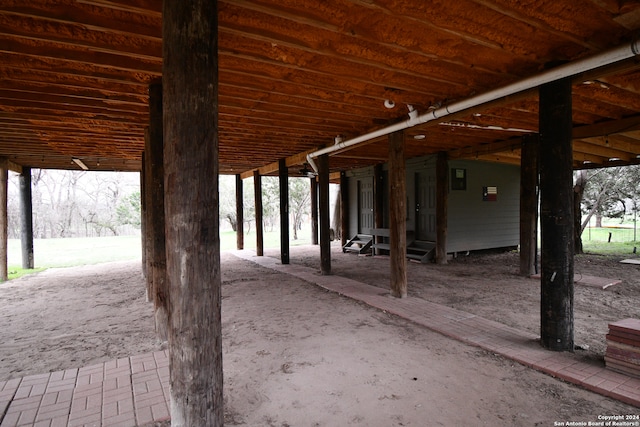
[307,39,640,174]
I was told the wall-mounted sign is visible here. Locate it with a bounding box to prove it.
[483,186,497,201]
[451,168,466,190]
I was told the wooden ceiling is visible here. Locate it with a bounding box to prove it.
[1,0,640,175]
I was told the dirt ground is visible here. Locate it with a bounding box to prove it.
[0,244,638,426]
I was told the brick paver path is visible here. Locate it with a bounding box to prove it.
[0,351,169,427]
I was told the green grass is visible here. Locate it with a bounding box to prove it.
[581,226,638,255]
[6,227,313,280]
[4,225,636,281]
[8,236,143,268]
[219,227,312,251]
[582,240,639,256]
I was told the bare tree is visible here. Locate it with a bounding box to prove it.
[574,165,640,249]
[289,178,310,240]
[8,170,140,238]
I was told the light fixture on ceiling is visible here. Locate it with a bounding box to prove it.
[413,134,426,140]
[383,99,395,109]
[608,157,621,162]
[72,157,89,170]
[583,80,610,89]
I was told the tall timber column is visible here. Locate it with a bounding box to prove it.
[435,151,448,265]
[0,164,7,282]
[163,0,223,425]
[389,130,407,298]
[148,81,168,342]
[236,174,244,250]
[340,171,349,246]
[520,134,539,277]
[140,157,149,284]
[310,177,318,245]
[318,154,331,275]
[19,167,34,269]
[374,163,384,244]
[539,75,574,352]
[254,170,264,256]
[279,158,290,264]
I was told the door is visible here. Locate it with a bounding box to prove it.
[415,171,436,241]
[358,177,374,234]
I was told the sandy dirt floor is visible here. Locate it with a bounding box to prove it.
[0,244,638,426]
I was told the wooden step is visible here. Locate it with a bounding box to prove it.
[342,234,373,254]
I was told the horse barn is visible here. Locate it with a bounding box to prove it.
[1,0,640,425]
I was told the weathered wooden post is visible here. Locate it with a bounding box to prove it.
[389,130,407,298]
[340,171,349,246]
[279,158,290,264]
[163,0,223,424]
[310,177,318,245]
[236,174,244,250]
[435,151,448,265]
[148,81,168,342]
[19,166,34,269]
[318,154,331,275]
[374,163,384,243]
[143,138,154,302]
[254,170,264,256]
[0,164,7,282]
[140,159,147,282]
[539,75,574,352]
[520,134,539,277]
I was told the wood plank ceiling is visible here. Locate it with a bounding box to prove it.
[0,0,639,175]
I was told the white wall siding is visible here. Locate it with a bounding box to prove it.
[346,159,521,254]
[446,160,520,253]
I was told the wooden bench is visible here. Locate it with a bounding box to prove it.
[371,228,390,255]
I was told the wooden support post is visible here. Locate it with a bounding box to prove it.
[19,167,34,269]
[236,174,244,250]
[140,162,147,282]
[435,151,448,265]
[340,171,349,247]
[539,75,574,352]
[318,154,331,275]
[143,140,154,302]
[374,164,384,245]
[0,165,7,282]
[279,158,290,264]
[163,0,223,424]
[148,82,168,342]
[310,177,318,245]
[389,131,407,298]
[254,170,264,256]
[520,134,539,277]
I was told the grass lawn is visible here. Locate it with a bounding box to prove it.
[582,226,638,255]
[4,226,636,280]
[6,228,313,280]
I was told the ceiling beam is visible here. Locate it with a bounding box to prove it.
[572,114,640,138]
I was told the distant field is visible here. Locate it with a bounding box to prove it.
[4,225,636,279]
[7,228,312,270]
[581,226,638,255]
